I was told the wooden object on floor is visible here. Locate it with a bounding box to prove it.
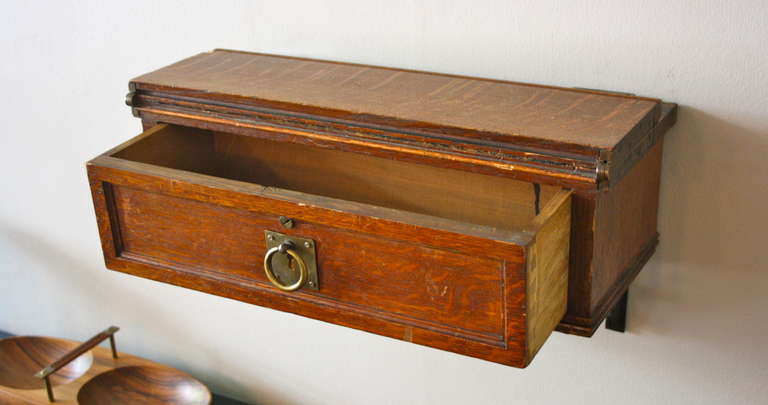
[86,49,676,367]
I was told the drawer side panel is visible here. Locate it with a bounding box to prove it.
[526,191,570,361]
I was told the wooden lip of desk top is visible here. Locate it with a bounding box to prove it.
[128,49,676,189]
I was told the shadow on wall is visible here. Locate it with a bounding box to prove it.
[0,224,300,405]
[628,105,768,345]
[657,106,767,268]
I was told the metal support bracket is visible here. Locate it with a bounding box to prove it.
[606,290,628,332]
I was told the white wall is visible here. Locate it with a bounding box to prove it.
[2,1,767,404]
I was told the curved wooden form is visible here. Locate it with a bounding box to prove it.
[77,366,211,405]
[0,337,93,390]
[34,326,119,401]
[0,335,211,404]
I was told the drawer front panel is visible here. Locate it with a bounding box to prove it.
[110,184,506,339]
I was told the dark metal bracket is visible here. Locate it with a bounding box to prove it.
[605,290,628,332]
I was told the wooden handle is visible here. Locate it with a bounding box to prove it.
[34,326,120,402]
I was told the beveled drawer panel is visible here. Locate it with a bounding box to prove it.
[87,124,571,367]
[111,185,505,339]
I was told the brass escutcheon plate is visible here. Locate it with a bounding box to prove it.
[264,230,319,290]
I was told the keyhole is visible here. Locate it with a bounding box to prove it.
[274,255,296,284]
[287,256,296,271]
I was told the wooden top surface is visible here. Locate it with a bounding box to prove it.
[131,49,660,151]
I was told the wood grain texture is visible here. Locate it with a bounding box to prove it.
[126,50,674,189]
[135,109,599,190]
[132,49,658,151]
[129,103,677,336]
[525,190,570,359]
[86,124,574,367]
[592,141,663,310]
[211,131,560,229]
[77,366,210,405]
[557,140,665,336]
[86,49,678,362]
[0,337,92,390]
[554,103,675,336]
[112,124,560,230]
[112,185,507,339]
[0,338,210,404]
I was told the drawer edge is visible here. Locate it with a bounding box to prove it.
[86,155,534,257]
[524,190,571,362]
[102,251,529,367]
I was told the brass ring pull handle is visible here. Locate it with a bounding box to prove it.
[264,241,308,291]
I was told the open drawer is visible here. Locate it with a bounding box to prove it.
[87,124,571,367]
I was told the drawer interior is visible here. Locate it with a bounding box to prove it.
[111,124,562,231]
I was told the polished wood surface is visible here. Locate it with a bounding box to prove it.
[0,330,244,405]
[113,185,508,337]
[132,96,675,336]
[35,326,118,387]
[0,337,92,390]
[87,124,572,367]
[127,51,675,337]
[86,49,677,365]
[0,337,210,404]
[132,103,674,337]
[132,49,657,151]
[77,366,210,405]
[134,107,600,189]
[127,50,672,189]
